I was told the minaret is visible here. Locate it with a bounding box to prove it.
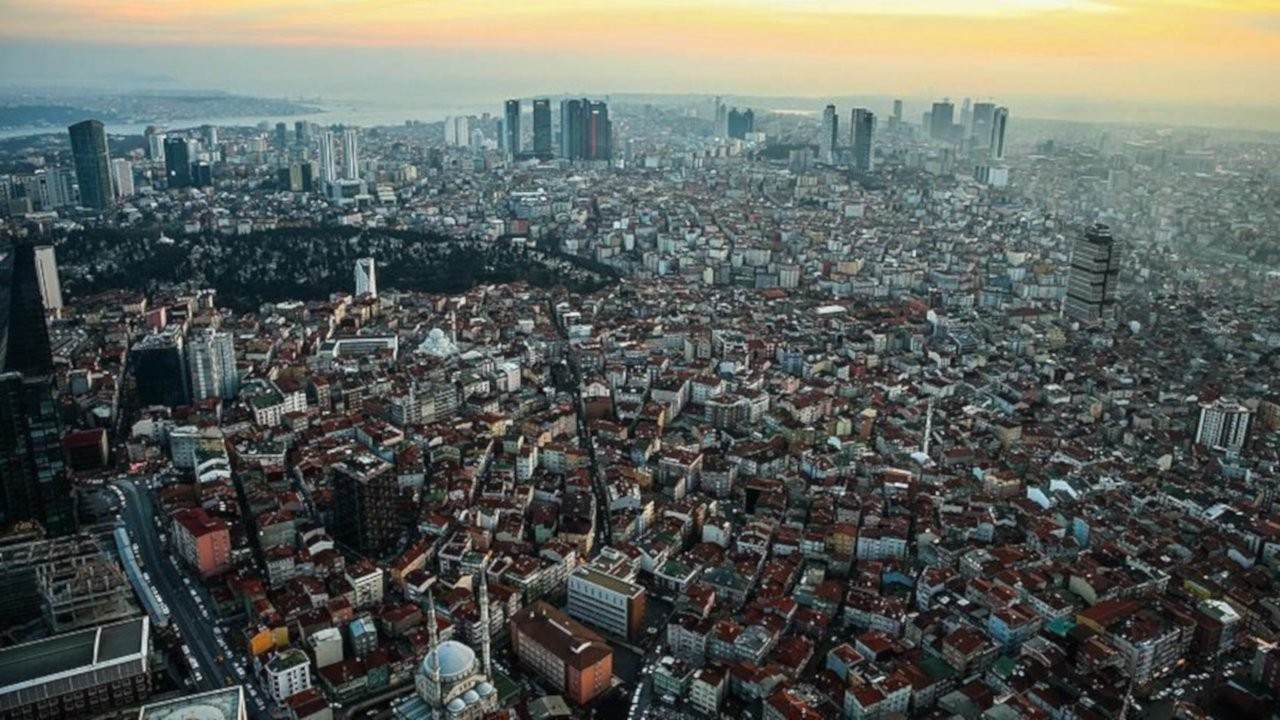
[922,397,934,458]
[450,307,458,344]
[479,561,492,678]
[426,590,442,698]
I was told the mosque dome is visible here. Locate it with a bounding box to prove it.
[417,328,459,357]
[462,690,480,705]
[420,640,477,682]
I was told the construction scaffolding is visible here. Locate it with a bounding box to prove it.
[0,534,137,635]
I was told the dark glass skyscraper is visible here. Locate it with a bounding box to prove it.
[131,331,190,408]
[930,100,955,141]
[560,99,584,160]
[560,99,610,161]
[727,108,754,139]
[1064,224,1121,323]
[990,106,1009,161]
[532,99,552,158]
[164,137,193,188]
[587,101,611,161]
[503,99,521,157]
[851,108,875,173]
[67,119,113,210]
[1,240,73,535]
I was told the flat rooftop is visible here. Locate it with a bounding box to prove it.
[0,616,147,693]
[138,686,246,720]
[572,566,643,598]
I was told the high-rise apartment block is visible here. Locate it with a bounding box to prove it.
[187,328,238,401]
[355,257,378,298]
[1064,224,1121,323]
[1196,398,1252,453]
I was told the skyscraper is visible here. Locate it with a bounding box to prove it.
[1,240,73,535]
[145,127,166,162]
[131,330,190,408]
[33,245,62,312]
[319,131,337,184]
[893,99,903,124]
[714,97,729,138]
[331,455,400,555]
[587,101,611,161]
[342,128,360,180]
[187,329,238,401]
[503,99,521,158]
[820,105,838,164]
[275,122,289,150]
[294,120,311,147]
[453,117,470,148]
[201,124,218,148]
[990,106,1009,161]
[560,99,584,160]
[559,99,610,162]
[111,159,133,198]
[930,100,955,141]
[851,108,875,173]
[67,120,113,210]
[532,99,552,158]
[960,97,973,133]
[164,136,193,189]
[355,257,377,298]
[727,108,754,139]
[1064,224,1121,324]
[971,102,996,148]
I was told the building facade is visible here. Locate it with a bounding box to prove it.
[67,119,113,210]
[510,601,613,705]
[566,565,647,641]
[172,507,232,578]
[1064,223,1121,323]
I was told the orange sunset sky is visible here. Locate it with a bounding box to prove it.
[1,0,1277,108]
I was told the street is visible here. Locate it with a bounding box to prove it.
[114,478,270,718]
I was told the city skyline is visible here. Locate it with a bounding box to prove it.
[1,1,1277,118]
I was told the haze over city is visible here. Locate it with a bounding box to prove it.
[2,0,1278,127]
[1,3,1280,720]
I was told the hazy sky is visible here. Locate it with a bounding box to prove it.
[1,0,1277,109]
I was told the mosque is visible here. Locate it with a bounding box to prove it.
[393,573,499,720]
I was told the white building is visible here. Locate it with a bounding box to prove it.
[1196,398,1252,453]
[345,564,384,609]
[188,329,239,401]
[32,245,63,312]
[566,565,646,641]
[342,128,360,180]
[310,628,344,669]
[355,257,377,298]
[265,649,312,704]
[319,131,337,184]
[111,158,134,198]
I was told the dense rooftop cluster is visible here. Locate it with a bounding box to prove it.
[1,101,1278,720]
